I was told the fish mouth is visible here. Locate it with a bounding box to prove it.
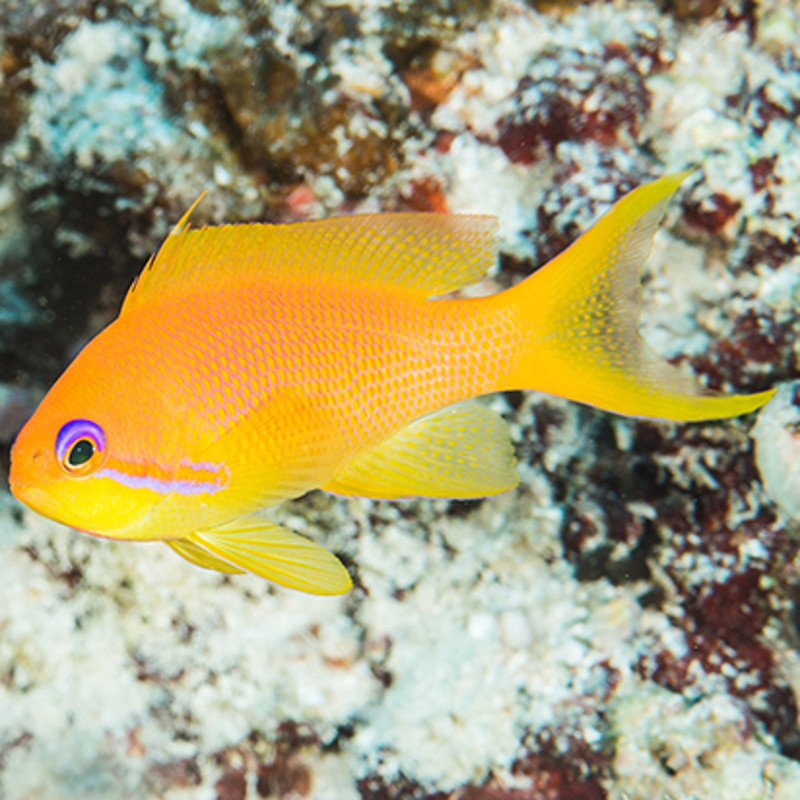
[9,481,63,517]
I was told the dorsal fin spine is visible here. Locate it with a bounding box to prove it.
[173,189,208,235]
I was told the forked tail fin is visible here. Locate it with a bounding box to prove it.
[500,172,774,421]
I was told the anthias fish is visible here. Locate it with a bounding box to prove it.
[9,174,774,594]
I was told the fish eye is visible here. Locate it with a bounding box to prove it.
[55,419,107,476]
[67,439,94,466]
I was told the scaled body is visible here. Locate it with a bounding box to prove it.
[9,175,774,593]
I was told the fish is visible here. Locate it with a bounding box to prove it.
[9,173,775,594]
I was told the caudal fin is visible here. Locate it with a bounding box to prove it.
[500,172,774,421]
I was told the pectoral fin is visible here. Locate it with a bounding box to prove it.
[323,401,518,499]
[179,518,352,595]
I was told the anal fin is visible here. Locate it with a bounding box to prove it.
[323,401,518,500]
[166,537,245,574]
[184,518,352,595]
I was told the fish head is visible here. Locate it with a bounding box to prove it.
[11,405,106,528]
[9,333,183,541]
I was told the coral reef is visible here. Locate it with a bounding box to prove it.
[2,0,800,798]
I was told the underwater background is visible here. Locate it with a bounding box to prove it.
[1,0,800,798]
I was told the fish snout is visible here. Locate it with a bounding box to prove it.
[9,480,55,513]
[9,444,67,519]
[8,431,48,503]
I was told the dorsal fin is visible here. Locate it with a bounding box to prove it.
[121,204,499,315]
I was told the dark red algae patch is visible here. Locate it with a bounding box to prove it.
[144,722,321,799]
[506,740,608,800]
[681,191,742,236]
[360,746,609,800]
[636,607,800,759]
[215,769,246,800]
[696,569,769,644]
[734,228,800,273]
[689,308,794,390]
[358,775,447,800]
[530,374,800,763]
[454,781,603,800]
[147,757,202,791]
[551,414,672,589]
[256,757,312,798]
[496,44,653,166]
[253,721,317,798]
[632,431,800,759]
[516,154,654,268]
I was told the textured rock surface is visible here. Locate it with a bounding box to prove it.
[2,1,800,798]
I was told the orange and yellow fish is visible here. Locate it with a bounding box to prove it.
[9,174,774,594]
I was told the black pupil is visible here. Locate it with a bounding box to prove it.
[68,439,94,467]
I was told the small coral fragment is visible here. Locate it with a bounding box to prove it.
[753,382,800,519]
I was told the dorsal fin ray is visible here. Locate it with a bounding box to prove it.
[121,205,499,315]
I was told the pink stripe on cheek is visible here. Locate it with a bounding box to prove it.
[96,460,229,496]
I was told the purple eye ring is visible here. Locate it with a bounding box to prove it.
[55,419,107,475]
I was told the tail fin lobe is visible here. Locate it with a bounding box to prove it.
[502,173,774,421]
